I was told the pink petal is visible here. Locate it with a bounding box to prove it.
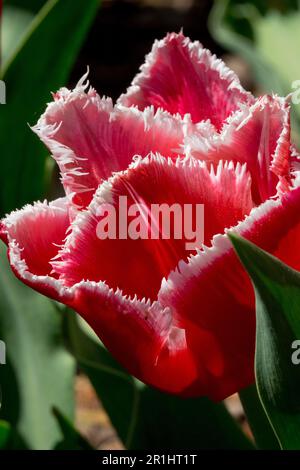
[118,32,253,130]
[186,95,293,203]
[33,76,184,209]
[52,155,254,301]
[158,185,300,399]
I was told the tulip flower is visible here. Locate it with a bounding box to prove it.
[1,33,298,400]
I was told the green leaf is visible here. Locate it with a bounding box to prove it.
[0,244,75,449]
[0,0,100,215]
[64,310,254,450]
[53,407,93,450]
[229,233,300,449]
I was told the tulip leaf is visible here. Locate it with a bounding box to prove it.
[229,233,300,450]
[0,0,100,216]
[0,244,75,449]
[53,407,93,450]
[64,310,254,450]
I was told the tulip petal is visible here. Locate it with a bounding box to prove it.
[33,77,184,209]
[0,198,69,276]
[0,198,72,300]
[52,155,254,301]
[118,32,253,130]
[158,185,300,400]
[68,281,201,395]
[186,95,293,202]
[2,172,300,400]
[0,202,201,395]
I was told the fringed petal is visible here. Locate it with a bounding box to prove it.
[118,32,253,130]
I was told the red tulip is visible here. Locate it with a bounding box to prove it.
[1,33,298,400]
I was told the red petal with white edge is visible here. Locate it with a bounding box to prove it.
[158,185,300,399]
[118,32,253,130]
[33,75,184,209]
[1,198,69,276]
[52,155,254,301]
[68,282,200,395]
[185,95,293,203]
[0,198,72,301]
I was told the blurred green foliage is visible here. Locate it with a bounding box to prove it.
[0,0,100,215]
[0,244,75,450]
[210,0,300,142]
[53,407,93,450]
[0,0,99,450]
[0,420,13,449]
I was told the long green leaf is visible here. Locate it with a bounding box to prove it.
[0,244,75,449]
[64,310,254,450]
[229,233,300,449]
[0,0,100,215]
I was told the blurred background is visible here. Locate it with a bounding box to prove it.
[0,0,298,450]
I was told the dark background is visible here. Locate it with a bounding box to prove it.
[70,0,222,100]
